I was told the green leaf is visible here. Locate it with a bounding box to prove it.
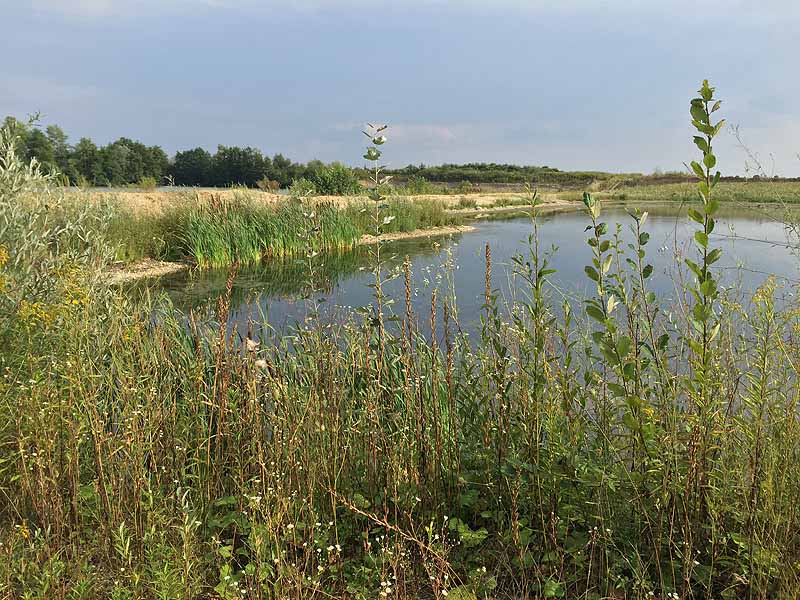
[601,254,613,274]
[690,161,706,179]
[639,232,650,245]
[584,266,599,282]
[608,382,627,397]
[607,294,618,314]
[543,579,565,598]
[711,99,722,112]
[586,305,606,322]
[698,181,710,201]
[643,264,653,279]
[707,248,722,264]
[693,121,715,136]
[700,278,717,297]
[707,197,719,215]
[690,104,707,124]
[703,153,716,169]
[694,231,708,248]
[693,136,709,153]
[657,333,669,350]
[713,119,726,137]
[685,258,701,277]
[688,208,704,224]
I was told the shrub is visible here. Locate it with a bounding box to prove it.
[289,177,317,197]
[138,175,158,190]
[256,177,280,192]
[308,162,362,195]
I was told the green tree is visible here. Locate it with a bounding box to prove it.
[72,137,103,185]
[267,153,296,187]
[212,145,266,187]
[46,125,77,182]
[24,128,54,169]
[171,147,213,186]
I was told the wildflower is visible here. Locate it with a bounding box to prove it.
[246,338,259,352]
[255,359,268,370]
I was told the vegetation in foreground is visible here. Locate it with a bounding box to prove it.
[3,82,800,599]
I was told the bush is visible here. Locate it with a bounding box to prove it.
[138,175,158,190]
[256,177,280,192]
[289,177,317,197]
[309,162,362,195]
[457,195,478,209]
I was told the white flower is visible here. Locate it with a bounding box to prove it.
[255,359,268,370]
[246,338,259,352]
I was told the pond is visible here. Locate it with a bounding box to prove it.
[154,205,800,338]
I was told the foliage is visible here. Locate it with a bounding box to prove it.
[4,82,800,600]
[307,162,362,195]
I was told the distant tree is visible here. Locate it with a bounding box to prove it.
[99,141,132,186]
[268,153,296,187]
[212,145,266,187]
[46,125,77,182]
[25,128,54,169]
[72,137,104,185]
[171,147,214,186]
[144,145,169,183]
[2,116,30,159]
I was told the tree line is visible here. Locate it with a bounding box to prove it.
[2,116,361,191]
[15,116,734,192]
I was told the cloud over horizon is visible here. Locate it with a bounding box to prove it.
[4,0,799,174]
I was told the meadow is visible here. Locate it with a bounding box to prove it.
[2,82,800,600]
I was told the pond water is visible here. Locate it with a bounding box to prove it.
[155,205,800,338]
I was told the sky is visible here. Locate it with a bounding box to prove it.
[2,0,799,175]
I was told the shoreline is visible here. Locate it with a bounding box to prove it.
[99,196,780,284]
[104,223,479,283]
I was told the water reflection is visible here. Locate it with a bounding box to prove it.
[152,205,800,337]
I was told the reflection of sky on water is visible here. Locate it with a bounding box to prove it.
[154,206,800,339]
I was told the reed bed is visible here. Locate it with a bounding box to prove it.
[102,194,461,269]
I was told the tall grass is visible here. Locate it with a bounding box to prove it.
[344,197,459,234]
[103,194,462,269]
[3,83,800,599]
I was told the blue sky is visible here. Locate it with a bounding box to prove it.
[2,0,799,174]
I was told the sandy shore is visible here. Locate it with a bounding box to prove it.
[73,187,573,215]
[104,258,188,284]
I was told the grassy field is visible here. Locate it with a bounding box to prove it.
[598,180,800,205]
